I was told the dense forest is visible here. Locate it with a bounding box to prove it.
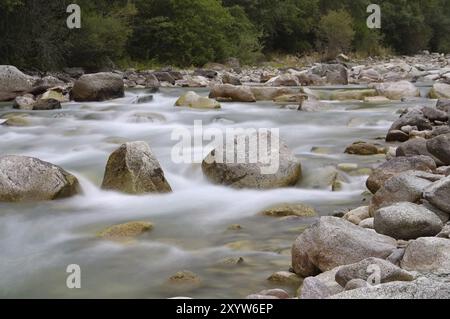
[1,0,450,70]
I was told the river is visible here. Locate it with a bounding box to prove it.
[0,86,434,298]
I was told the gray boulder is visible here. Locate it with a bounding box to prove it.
[369,171,442,215]
[299,277,332,299]
[396,138,443,165]
[374,202,443,240]
[366,156,436,194]
[401,237,450,274]
[202,132,301,189]
[102,141,172,194]
[330,277,450,299]
[72,72,124,102]
[291,217,396,277]
[423,175,450,214]
[335,257,414,288]
[0,65,32,92]
[426,133,450,165]
[0,155,80,202]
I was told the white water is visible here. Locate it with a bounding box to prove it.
[0,88,434,298]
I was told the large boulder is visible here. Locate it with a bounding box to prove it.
[330,277,450,299]
[421,106,448,122]
[423,175,450,214]
[101,141,172,194]
[202,132,301,189]
[0,155,80,202]
[401,237,450,274]
[366,156,436,194]
[299,277,332,299]
[0,65,32,92]
[388,111,432,132]
[335,257,414,288]
[429,83,450,99]
[71,72,124,102]
[209,84,256,102]
[175,91,220,109]
[291,217,396,277]
[373,81,420,100]
[426,133,450,166]
[373,202,443,240]
[369,171,442,215]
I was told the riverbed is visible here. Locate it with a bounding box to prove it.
[0,87,435,298]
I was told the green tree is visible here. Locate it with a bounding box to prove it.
[317,9,355,59]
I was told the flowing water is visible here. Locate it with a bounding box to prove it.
[0,87,434,298]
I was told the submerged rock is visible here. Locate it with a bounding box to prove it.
[0,155,80,202]
[209,84,256,102]
[261,203,317,217]
[98,221,153,242]
[101,141,172,194]
[345,141,379,156]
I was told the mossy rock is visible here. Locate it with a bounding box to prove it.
[261,203,317,218]
[98,221,153,242]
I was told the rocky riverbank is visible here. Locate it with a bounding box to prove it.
[1,53,450,299]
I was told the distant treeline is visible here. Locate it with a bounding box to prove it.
[1,0,449,70]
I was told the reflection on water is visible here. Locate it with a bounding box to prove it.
[0,88,435,298]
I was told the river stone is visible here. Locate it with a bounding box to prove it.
[345,141,379,155]
[261,203,316,218]
[335,257,414,288]
[175,91,220,109]
[437,224,450,238]
[386,130,410,142]
[389,112,433,133]
[98,221,153,241]
[359,218,374,229]
[423,175,450,214]
[330,89,376,101]
[401,237,450,274]
[265,74,300,87]
[421,106,448,122]
[396,138,442,165]
[437,99,450,112]
[374,202,443,240]
[267,271,302,286]
[101,141,172,194]
[202,132,301,189]
[369,171,441,215]
[0,65,32,92]
[344,279,369,291]
[373,81,420,100]
[429,83,450,99]
[32,98,61,110]
[72,72,124,102]
[299,277,332,299]
[250,87,299,101]
[343,206,370,225]
[366,156,436,194]
[209,84,256,102]
[152,72,175,84]
[168,271,201,287]
[12,95,35,110]
[0,155,80,202]
[222,73,241,86]
[330,277,450,299]
[291,217,396,277]
[426,133,450,165]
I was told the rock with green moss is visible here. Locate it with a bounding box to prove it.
[0,155,81,202]
[102,141,172,194]
[98,221,153,241]
[330,89,377,101]
[261,203,317,217]
[175,91,220,109]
